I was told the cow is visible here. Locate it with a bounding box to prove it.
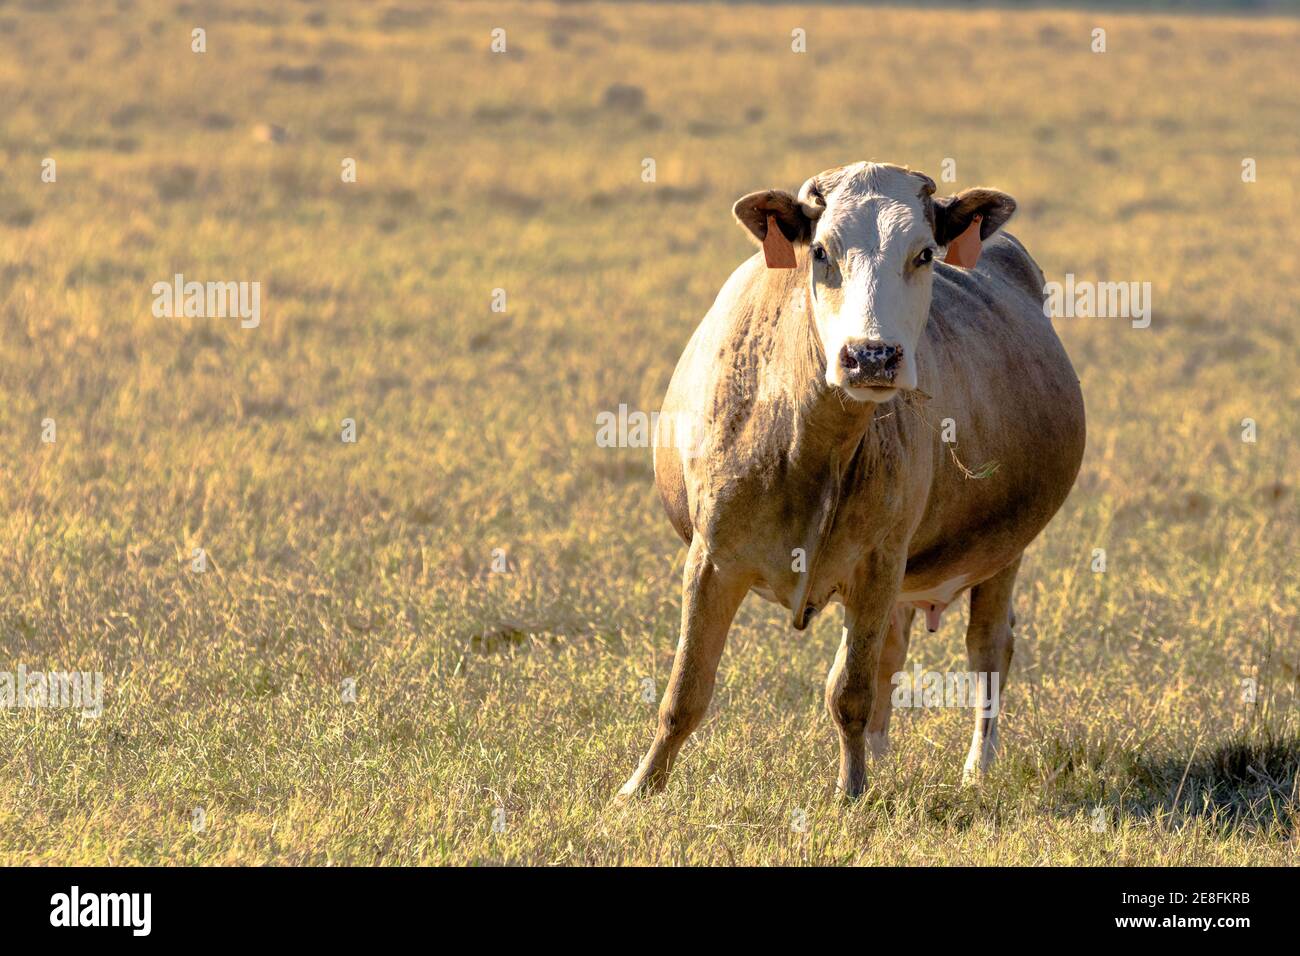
[618,162,1085,800]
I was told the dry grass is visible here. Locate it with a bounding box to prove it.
[0,1,1296,865]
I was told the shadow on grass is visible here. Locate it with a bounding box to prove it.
[1034,725,1299,837]
[899,721,1298,839]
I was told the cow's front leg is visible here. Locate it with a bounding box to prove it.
[617,537,751,799]
[866,605,915,758]
[825,555,905,799]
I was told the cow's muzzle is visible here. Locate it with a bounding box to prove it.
[838,340,903,388]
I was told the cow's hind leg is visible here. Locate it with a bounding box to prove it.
[961,555,1021,785]
[617,538,750,799]
[866,606,914,758]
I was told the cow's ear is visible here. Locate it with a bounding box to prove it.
[932,188,1016,246]
[732,189,815,246]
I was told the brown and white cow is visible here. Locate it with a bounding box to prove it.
[619,162,1085,799]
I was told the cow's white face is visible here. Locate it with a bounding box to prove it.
[805,164,937,402]
[731,162,1016,406]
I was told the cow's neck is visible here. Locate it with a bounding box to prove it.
[775,282,882,472]
[772,283,896,627]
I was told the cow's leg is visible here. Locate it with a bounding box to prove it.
[826,555,905,799]
[961,554,1022,785]
[617,538,750,798]
[866,605,914,758]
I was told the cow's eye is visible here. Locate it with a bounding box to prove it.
[914,247,935,266]
[812,244,828,262]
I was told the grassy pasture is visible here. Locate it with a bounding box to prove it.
[0,1,1297,864]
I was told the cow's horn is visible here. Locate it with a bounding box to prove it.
[798,176,826,219]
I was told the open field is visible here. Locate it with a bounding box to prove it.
[0,1,1297,865]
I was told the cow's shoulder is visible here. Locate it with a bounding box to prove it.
[929,232,1054,349]
[974,231,1044,300]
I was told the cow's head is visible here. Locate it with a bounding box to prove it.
[733,162,1015,403]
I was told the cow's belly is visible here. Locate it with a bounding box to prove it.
[900,519,1025,601]
[900,492,1041,596]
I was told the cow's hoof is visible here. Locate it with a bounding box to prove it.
[836,778,868,802]
[867,731,890,760]
[612,786,639,804]
[960,763,983,788]
[613,784,638,803]
[614,775,663,802]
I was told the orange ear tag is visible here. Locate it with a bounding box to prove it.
[763,214,797,269]
[944,214,982,269]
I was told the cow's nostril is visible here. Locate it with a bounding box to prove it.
[838,344,860,370]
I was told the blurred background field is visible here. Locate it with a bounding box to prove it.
[0,1,1296,864]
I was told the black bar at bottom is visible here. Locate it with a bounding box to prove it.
[0,865,1284,942]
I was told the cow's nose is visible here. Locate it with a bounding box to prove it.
[838,341,902,384]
